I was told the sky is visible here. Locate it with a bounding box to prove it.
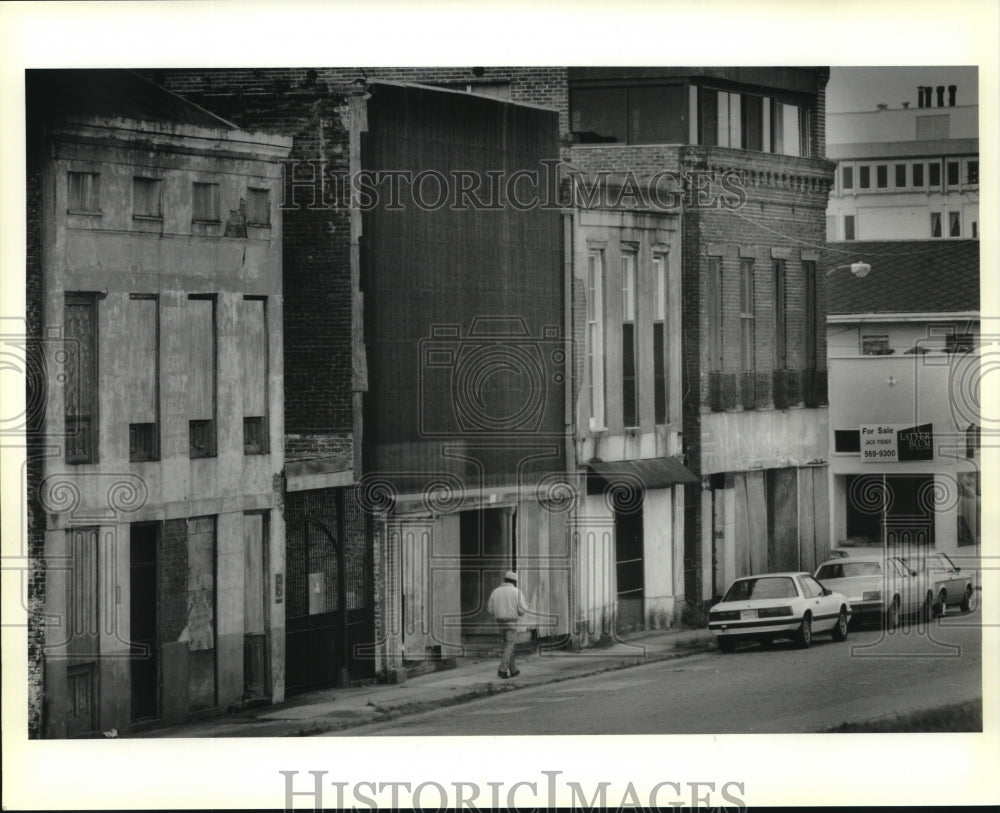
[826,66,980,113]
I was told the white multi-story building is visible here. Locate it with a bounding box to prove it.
[826,84,979,243]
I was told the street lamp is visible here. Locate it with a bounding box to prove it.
[827,262,871,278]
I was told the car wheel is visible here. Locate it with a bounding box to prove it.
[831,607,848,641]
[960,585,973,613]
[886,597,900,631]
[717,637,736,653]
[922,592,935,623]
[796,613,812,648]
[937,588,948,617]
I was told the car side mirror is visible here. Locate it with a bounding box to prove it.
[822,588,832,596]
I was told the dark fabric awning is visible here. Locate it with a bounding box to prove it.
[587,457,699,493]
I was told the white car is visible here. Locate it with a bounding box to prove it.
[815,552,929,628]
[899,550,975,616]
[708,572,851,652]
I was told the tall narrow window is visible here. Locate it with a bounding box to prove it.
[653,253,668,424]
[193,182,220,222]
[967,160,979,185]
[707,257,723,372]
[842,166,853,190]
[859,166,870,189]
[931,212,942,238]
[772,103,801,156]
[876,165,888,189]
[947,161,960,186]
[844,215,855,241]
[241,296,269,454]
[929,162,941,187]
[894,164,907,188]
[64,294,98,463]
[912,163,924,187]
[740,259,755,372]
[741,94,763,151]
[949,211,961,238]
[187,295,217,458]
[803,261,817,371]
[127,295,159,461]
[68,171,100,213]
[773,259,787,370]
[247,188,271,226]
[621,252,638,428]
[132,177,162,218]
[587,249,605,430]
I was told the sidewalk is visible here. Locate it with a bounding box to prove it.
[134,626,717,738]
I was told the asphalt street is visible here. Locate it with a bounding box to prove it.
[330,607,982,736]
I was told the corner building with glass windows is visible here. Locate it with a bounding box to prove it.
[564,68,836,616]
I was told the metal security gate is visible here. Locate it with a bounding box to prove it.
[285,488,374,693]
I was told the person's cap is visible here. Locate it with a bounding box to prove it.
[504,570,518,583]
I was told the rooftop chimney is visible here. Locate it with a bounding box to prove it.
[877,103,888,111]
[936,85,945,107]
[948,85,957,106]
[924,86,933,107]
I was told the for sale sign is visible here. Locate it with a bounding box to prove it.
[860,423,933,462]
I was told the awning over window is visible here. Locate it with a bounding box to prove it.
[587,457,699,493]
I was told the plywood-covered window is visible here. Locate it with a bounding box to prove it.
[187,295,216,458]
[64,293,98,463]
[133,177,162,218]
[192,182,220,222]
[127,295,159,461]
[240,296,269,454]
[247,188,271,226]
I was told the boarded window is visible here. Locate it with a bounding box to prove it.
[64,294,97,463]
[247,188,270,225]
[193,182,220,221]
[68,171,100,212]
[653,253,668,424]
[127,295,158,461]
[187,296,216,457]
[133,177,161,217]
[240,297,268,454]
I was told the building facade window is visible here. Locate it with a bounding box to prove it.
[862,334,891,355]
[570,84,687,145]
[240,296,270,454]
[876,165,888,189]
[64,293,98,463]
[931,212,942,238]
[844,215,855,241]
[187,295,217,458]
[707,257,724,373]
[132,177,162,218]
[859,166,870,189]
[947,161,960,187]
[621,251,638,428]
[967,160,979,185]
[912,163,924,187]
[68,171,100,213]
[193,182,220,222]
[739,258,755,372]
[803,260,817,371]
[247,188,271,226]
[949,211,961,238]
[587,249,605,430]
[929,162,941,187]
[127,295,159,461]
[894,164,907,188]
[653,253,668,424]
[842,165,853,190]
[773,259,787,370]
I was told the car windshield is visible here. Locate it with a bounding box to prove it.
[816,561,882,579]
[723,577,797,602]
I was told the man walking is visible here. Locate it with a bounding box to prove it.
[487,571,527,679]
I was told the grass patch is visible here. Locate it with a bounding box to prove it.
[826,699,981,733]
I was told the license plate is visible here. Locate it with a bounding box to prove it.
[741,609,758,619]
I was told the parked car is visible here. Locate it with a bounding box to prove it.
[898,550,975,616]
[708,572,851,652]
[814,552,930,628]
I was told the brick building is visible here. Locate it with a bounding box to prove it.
[26,70,291,736]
